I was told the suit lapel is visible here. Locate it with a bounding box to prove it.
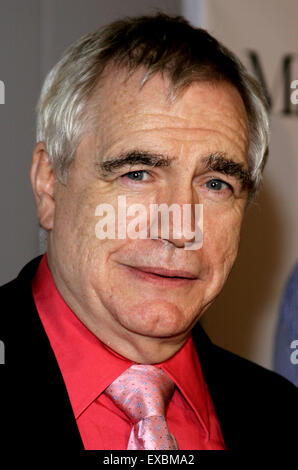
[191,322,236,449]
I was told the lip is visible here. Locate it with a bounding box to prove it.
[120,264,198,287]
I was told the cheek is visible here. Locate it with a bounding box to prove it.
[203,207,243,274]
[51,186,101,272]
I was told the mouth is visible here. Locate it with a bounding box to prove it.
[120,264,198,287]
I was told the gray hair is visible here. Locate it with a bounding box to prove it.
[36,13,269,201]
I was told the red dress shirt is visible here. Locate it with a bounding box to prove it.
[31,253,226,450]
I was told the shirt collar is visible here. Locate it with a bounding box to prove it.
[31,253,209,433]
[158,336,210,435]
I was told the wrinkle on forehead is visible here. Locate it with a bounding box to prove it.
[89,68,249,164]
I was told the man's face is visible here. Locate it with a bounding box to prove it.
[45,71,249,357]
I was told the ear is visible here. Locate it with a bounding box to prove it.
[30,142,56,231]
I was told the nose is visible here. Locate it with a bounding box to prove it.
[149,184,203,249]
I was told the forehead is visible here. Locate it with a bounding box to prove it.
[92,68,250,162]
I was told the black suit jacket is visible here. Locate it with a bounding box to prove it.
[0,256,297,453]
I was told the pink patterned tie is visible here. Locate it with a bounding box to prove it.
[104,364,179,450]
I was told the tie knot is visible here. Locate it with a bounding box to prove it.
[105,365,175,423]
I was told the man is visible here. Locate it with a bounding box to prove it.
[0,13,296,452]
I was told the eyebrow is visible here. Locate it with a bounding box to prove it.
[96,149,253,191]
[202,152,253,191]
[97,151,172,176]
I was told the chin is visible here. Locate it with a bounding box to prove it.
[116,299,193,338]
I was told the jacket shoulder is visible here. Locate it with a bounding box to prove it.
[212,343,297,448]
[193,324,297,448]
[194,322,297,395]
[0,256,43,341]
[213,342,297,395]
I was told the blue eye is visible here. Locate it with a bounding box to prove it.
[206,179,230,191]
[125,170,148,181]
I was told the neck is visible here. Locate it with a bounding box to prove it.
[90,324,190,364]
